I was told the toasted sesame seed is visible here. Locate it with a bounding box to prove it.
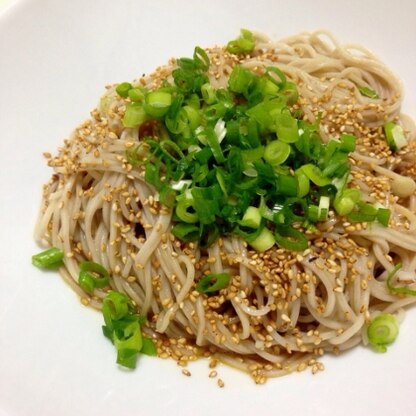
[182,369,191,377]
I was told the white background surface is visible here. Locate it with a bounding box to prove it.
[0,0,415,415]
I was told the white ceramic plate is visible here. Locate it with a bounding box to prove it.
[1,0,415,415]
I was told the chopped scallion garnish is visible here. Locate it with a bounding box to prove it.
[111,31,385,254]
[383,121,407,151]
[196,272,231,293]
[102,291,156,369]
[358,85,379,99]
[116,82,133,98]
[78,261,109,295]
[367,313,399,353]
[32,247,64,269]
[226,29,255,54]
[387,263,416,296]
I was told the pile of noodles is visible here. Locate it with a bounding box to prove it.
[35,30,416,382]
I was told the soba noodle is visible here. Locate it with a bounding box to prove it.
[35,30,416,382]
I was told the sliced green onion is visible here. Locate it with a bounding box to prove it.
[318,196,330,220]
[196,272,231,293]
[295,169,310,198]
[246,102,274,130]
[239,206,262,228]
[275,225,308,251]
[264,140,291,166]
[159,185,177,208]
[367,313,399,353]
[144,91,172,118]
[387,262,416,296]
[144,162,162,189]
[78,261,109,295]
[159,139,185,164]
[171,223,199,241]
[32,247,64,269]
[102,291,131,328]
[259,77,280,97]
[123,103,147,128]
[127,40,387,254]
[182,105,200,130]
[275,174,297,197]
[383,122,407,151]
[116,82,133,98]
[128,87,146,102]
[226,29,255,54]
[281,81,299,105]
[339,133,357,152]
[358,86,379,99]
[307,205,319,222]
[113,318,143,368]
[193,46,210,71]
[334,188,360,216]
[201,83,216,104]
[301,164,331,186]
[191,185,221,225]
[347,201,378,222]
[140,337,157,356]
[204,126,225,163]
[265,66,287,86]
[101,291,149,369]
[377,207,391,227]
[334,196,355,216]
[274,113,299,143]
[175,198,198,223]
[248,227,275,252]
[228,65,256,95]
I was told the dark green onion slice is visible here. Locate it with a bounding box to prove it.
[140,337,157,356]
[116,82,133,98]
[334,188,360,216]
[239,206,262,228]
[264,140,291,165]
[347,201,378,222]
[101,291,149,369]
[196,272,231,293]
[32,247,64,269]
[226,29,255,54]
[193,46,210,71]
[121,38,384,254]
[275,225,308,251]
[301,164,331,186]
[358,86,379,99]
[144,91,172,118]
[377,207,391,227]
[128,87,146,102]
[249,227,275,252]
[339,133,357,152]
[367,313,399,353]
[113,318,143,369]
[274,113,299,143]
[228,65,256,95]
[295,170,310,198]
[171,223,200,241]
[387,262,416,296]
[383,121,407,151]
[123,103,147,128]
[78,261,109,295]
[102,291,131,328]
[175,198,198,223]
